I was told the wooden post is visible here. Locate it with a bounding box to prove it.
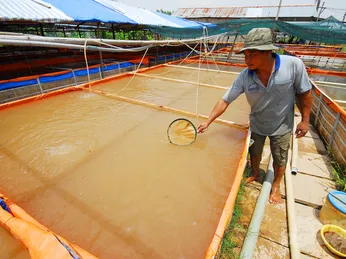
[112,24,115,39]
[99,50,104,78]
[39,23,44,36]
[77,24,81,38]
[97,22,100,39]
[316,1,325,21]
[227,32,238,62]
[275,0,283,20]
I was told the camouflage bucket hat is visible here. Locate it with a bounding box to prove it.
[238,28,279,53]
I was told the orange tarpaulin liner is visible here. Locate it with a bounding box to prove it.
[313,85,346,122]
[291,51,346,59]
[0,194,98,259]
[0,53,151,73]
[0,61,250,259]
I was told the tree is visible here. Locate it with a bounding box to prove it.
[156,9,172,15]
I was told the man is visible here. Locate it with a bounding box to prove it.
[197,28,312,204]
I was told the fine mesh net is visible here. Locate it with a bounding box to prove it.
[148,16,346,44]
[167,118,197,146]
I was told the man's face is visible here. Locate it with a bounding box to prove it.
[244,49,270,70]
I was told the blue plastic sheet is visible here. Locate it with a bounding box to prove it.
[119,62,134,68]
[44,0,136,24]
[0,79,38,91]
[1,62,134,92]
[39,72,73,83]
[104,63,119,71]
[74,68,100,77]
[0,198,11,213]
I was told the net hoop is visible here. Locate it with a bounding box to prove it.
[167,118,197,146]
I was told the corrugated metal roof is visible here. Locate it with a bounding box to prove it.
[154,12,204,28]
[0,0,73,22]
[173,5,317,18]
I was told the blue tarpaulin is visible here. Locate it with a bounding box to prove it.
[0,79,38,91]
[44,0,136,24]
[0,63,136,91]
[0,0,209,28]
[39,72,74,83]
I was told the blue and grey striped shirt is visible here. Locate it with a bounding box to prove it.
[222,54,311,136]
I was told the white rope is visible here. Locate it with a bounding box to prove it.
[195,30,205,121]
[203,33,222,72]
[142,42,200,77]
[116,47,150,95]
[81,32,225,127]
[83,39,91,95]
[83,38,151,96]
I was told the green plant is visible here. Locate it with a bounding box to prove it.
[331,160,346,191]
[156,9,173,15]
[328,149,346,191]
[218,166,251,259]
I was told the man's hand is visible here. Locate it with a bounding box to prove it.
[295,121,309,138]
[197,123,209,133]
[197,99,230,134]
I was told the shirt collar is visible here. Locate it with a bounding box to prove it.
[274,53,281,71]
[247,53,281,76]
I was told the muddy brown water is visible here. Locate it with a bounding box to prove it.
[0,66,250,258]
[324,231,346,254]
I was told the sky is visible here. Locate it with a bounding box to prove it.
[117,0,346,20]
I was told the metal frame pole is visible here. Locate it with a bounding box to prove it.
[329,112,341,147]
[314,94,323,127]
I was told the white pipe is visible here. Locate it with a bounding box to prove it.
[315,81,346,88]
[0,39,149,53]
[0,33,223,47]
[84,87,247,129]
[335,99,346,104]
[285,147,301,258]
[291,122,298,175]
[275,0,283,20]
[164,64,241,75]
[133,73,229,90]
[239,155,274,259]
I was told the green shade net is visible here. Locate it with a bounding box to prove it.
[148,16,346,44]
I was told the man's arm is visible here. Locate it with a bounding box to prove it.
[295,90,312,138]
[197,99,229,133]
[198,72,245,133]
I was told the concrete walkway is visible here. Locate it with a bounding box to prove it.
[238,112,339,258]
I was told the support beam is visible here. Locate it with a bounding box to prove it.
[112,24,115,39]
[39,23,44,36]
[275,0,283,20]
[82,87,247,129]
[164,64,240,75]
[132,73,229,90]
